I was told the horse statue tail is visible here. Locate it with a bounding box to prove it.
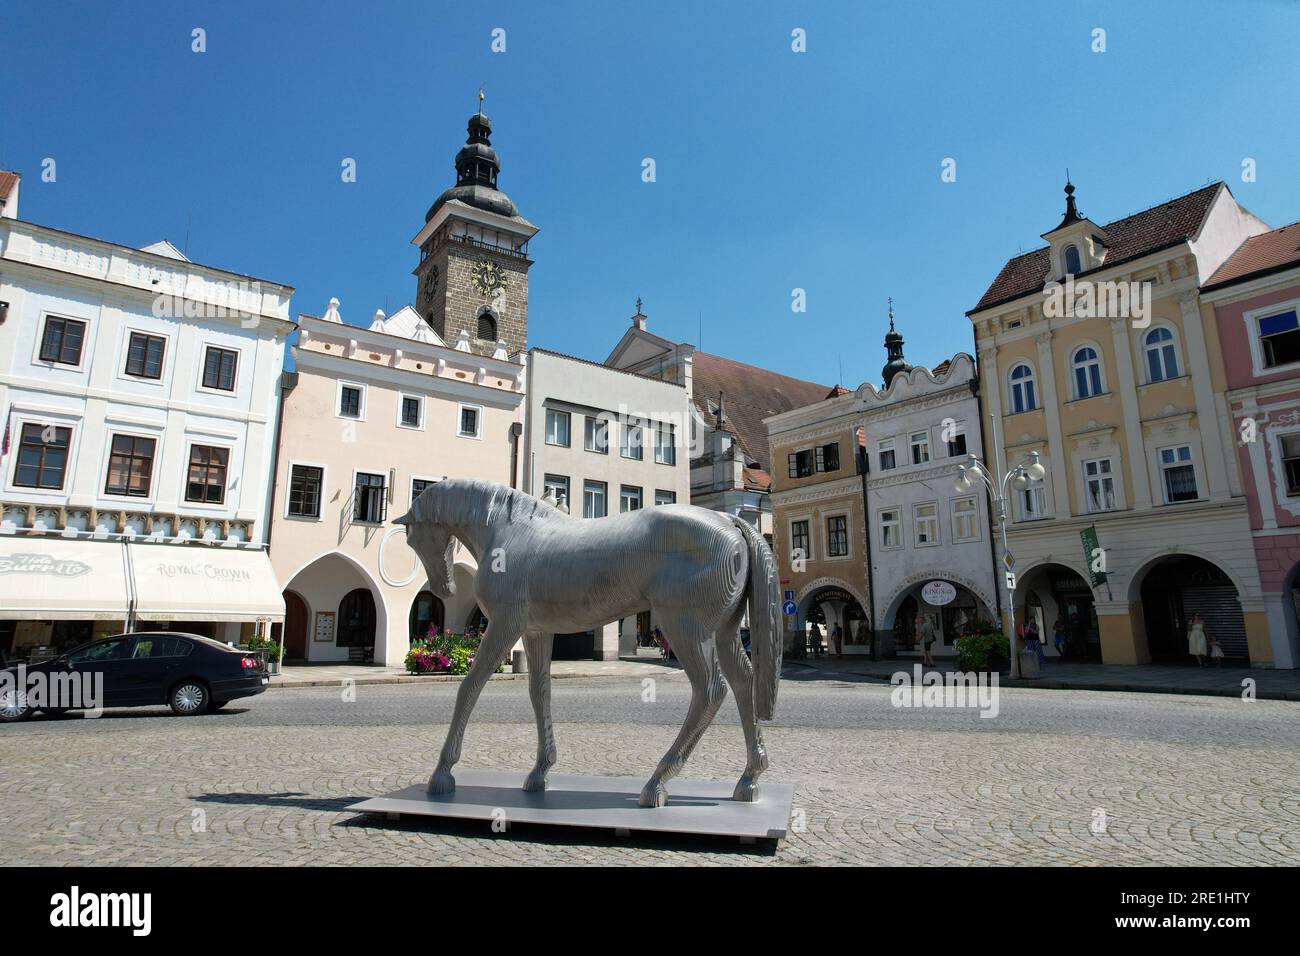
[733,516,782,720]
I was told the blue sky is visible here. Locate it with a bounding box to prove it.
[3,0,1298,388]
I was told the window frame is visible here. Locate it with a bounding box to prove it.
[1008,363,1038,414]
[878,439,897,471]
[336,380,367,421]
[878,508,902,550]
[1019,477,1048,521]
[951,495,980,542]
[1083,456,1118,513]
[1142,326,1181,384]
[103,431,159,500]
[789,518,812,562]
[11,422,73,491]
[913,500,940,547]
[584,415,609,455]
[183,442,231,506]
[351,469,388,525]
[654,489,677,506]
[457,402,483,439]
[122,330,168,382]
[825,512,850,558]
[654,422,677,466]
[621,420,644,460]
[199,344,240,394]
[410,476,438,508]
[1280,433,1300,497]
[619,484,643,512]
[1070,345,1105,400]
[545,407,572,448]
[285,461,326,520]
[397,393,425,431]
[1157,444,1199,505]
[910,431,930,465]
[1248,300,1300,374]
[582,479,608,518]
[37,314,89,368]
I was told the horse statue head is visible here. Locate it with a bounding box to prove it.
[393,485,457,599]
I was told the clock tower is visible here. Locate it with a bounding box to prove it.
[412,98,537,357]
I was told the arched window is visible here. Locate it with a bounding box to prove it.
[1009,363,1038,414]
[1144,327,1179,382]
[409,590,445,644]
[476,311,497,341]
[1072,346,1103,398]
[337,588,376,649]
[1063,244,1082,276]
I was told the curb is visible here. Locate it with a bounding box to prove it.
[268,670,646,690]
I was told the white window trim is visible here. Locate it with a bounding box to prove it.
[283,459,328,521]
[877,507,903,551]
[582,479,608,518]
[654,421,677,465]
[117,326,172,387]
[1244,296,1300,377]
[100,427,164,505]
[823,511,851,560]
[944,423,968,458]
[951,495,980,543]
[1082,456,1119,514]
[1137,323,1184,385]
[788,514,814,563]
[545,408,572,448]
[1007,361,1039,414]
[180,438,236,511]
[584,415,610,455]
[1155,443,1200,506]
[619,484,643,512]
[877,438,896,472]
[654,489,677,505]
[336,380,368,422]
[912,500,941,548]
[621,421,644,460]
[410,474,438,508]
[909,431,931,465]
[350,466,390,526]
[31,310,92,373]
[1017,477,1049,522]
[397,393,426,431]
[3,412,83,498]
[195,342,244,397]
[457,402,483,440]
[1067,342,1107,401]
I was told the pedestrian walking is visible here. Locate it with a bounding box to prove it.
[1025,618,1044,664]
[917,612,937,668]
[808,623,824,657]
[1052,617,1068,658]
[1208,633,1225,667]
[1187,611,1209,667]
[831,622,844,658]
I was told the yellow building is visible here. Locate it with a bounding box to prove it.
[968,181,1276,666]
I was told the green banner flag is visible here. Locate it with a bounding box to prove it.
[1081,526,1107,587]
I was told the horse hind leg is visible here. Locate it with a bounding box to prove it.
[521,630,556,792]
[715,608,769,802]
[639,618,726,808]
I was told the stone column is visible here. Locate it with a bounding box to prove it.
[1236,399,1277,530]
[1109,317,1153,509]
[1035,331,1071,516]
[1178,292,1232,501]
[595,620,620,661]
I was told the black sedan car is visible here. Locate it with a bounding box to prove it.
[0,631,268,721]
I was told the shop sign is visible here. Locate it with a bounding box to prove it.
[0,553,90,577]
[921,580,957,606]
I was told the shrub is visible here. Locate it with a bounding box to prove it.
[953,619,1010,672]
[405,626,504,675]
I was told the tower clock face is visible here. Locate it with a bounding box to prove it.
[423,264,440,298]
[471,259,508,296]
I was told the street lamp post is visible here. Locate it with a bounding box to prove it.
[953,444,1046,679]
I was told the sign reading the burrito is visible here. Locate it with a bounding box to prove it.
[0,553,91,577]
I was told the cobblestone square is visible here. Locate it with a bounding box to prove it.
[1,671,1296,866]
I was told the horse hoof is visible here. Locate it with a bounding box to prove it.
[638,783,668,808]
[426,769,456,795]
[522,769,548,792]
[732,779,759,802]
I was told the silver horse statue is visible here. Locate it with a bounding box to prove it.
[394,479,781,807]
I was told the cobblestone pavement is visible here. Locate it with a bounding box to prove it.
[1,671,1296,866]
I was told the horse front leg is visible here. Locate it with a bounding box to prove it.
[522,630,555,792]
[428,617,520,795]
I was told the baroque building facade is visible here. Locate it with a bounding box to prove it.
[969,181,1277,666]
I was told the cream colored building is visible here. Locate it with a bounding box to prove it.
[268,301,525,665]
[968,181,1275,665]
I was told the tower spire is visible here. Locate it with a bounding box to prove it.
[881,298,912,388]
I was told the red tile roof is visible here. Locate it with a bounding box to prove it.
[691,351,830,472]
[969,182,1224,315]
[1203,221,1300,291]
[0,171,19,208]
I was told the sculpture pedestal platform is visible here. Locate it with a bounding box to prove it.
[347,770,794,844]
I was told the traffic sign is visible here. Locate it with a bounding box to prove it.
[1002,550,1016,572]
[783,589,794,602]
[782,600,797,616]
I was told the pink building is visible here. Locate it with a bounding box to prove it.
[1203,222,1300,667]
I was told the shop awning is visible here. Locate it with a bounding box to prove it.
[128,543,285,623]
[0,536,131,621]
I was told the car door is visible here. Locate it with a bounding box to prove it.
[66,636,135,708]
[124,636,188,704]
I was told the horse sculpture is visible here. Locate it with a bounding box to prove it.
[394,479,782,808]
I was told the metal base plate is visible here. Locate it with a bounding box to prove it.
[347,770,794,841]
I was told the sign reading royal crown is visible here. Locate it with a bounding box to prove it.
[0,552,91,577]
[153,560,253,583]
[921,580,957,606]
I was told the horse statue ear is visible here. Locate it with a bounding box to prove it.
[394,511,411,526]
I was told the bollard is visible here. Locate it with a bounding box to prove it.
[512,649,526,674]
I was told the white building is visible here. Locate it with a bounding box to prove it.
[521,347,692,657]
[0,172,293,658]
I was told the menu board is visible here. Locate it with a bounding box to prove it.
[313,611,336,644]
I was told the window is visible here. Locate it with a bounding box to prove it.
[1063,244,1082,276]
[1009,364,1037,413]
[1144,328,1179,382]
[879,510,901,549]
[791,519,811,560]
[583,480,607,518]
[1084,458,1116,513]
[353,472,387,523]
[400,395,422,428]
[477,311,497,341]
[619,485,642,512]
[826,515,849,557]
[945,427,967,458]
[815,442,840,473]
[125,332,166,380]
[13,423,71,490]
[339,385,363,419]
[131,636,191,659]
[288,465,323,518]
[1259,309,1300,368]
[1072,347,1103,399]
[202,346,238,391]
[655,489,676,506]
[458,404,480,438]
[910,432,930,465]
[39,316,86,366]
[68,638,131,664]
[543,474,570,510]
[584,416,608,454]
[914,502,939,546]
[788,449,814,478]
[655,422,676,465]
[1282,434,1300,496]
[104,434,156,497]
[621,421,643,460]
[952,496,979,541]
[878,440,896,471]
[1020,478,1047,520]
[545,409,571,447]
[411,478,436,504]
[1159,446,1198,503]
[185,444,229,504]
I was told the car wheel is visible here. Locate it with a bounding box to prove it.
[0,688,34,722]
[169,681,209,716]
